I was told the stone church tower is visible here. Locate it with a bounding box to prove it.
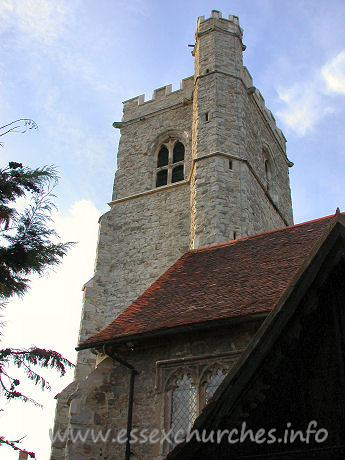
[51,11,293,459]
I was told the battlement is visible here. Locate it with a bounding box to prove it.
[251,87,286,147]
[197,10,243,38]
[241,67,286,148]
[122,76,193,122]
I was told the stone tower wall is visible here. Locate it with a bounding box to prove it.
[190,12,292,249]
[190,14,246,248]
[76,11,293,380]
[241,79,293,226]
[75,79,194,380]
[76,185,191,379]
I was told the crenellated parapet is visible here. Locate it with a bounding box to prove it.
[196,10,243,40]
[242,66,253,87]
[251,87,286,147]
[121,76,193,123]
[193,11,286,151]
[242,66,286,149]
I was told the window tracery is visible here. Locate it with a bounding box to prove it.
[155,138,185,187]
[157,354,240,454]
[170,373,197,440]
[205,368,227,403]
[199,363,229,408]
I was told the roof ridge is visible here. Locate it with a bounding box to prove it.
[193,213,342,253]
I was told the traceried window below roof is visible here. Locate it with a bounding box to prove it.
[205,368,227,404]
[170,374,197,442]
[157,354,240,455]
[156,139,185,187]
[163,363,230,452]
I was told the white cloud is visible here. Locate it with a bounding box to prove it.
[322,50,345,94]
[276,83,336,137]
[1,199,101,459]
[275,52,345,136]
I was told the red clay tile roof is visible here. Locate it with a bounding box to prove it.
[78,214,338,349]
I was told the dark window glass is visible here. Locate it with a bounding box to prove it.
[173,142,185,163]
[157,146,169,167]
[172,165,184,183]
[265,159,271,191]
[156,169,168,187]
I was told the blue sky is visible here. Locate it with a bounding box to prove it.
[1,0,345,458]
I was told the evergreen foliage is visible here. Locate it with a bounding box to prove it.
[0,162,73,303]
[0,162,74,457]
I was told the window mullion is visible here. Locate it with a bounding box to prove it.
[168,144,173,184]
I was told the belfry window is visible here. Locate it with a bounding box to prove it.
[156,169,168,187]
[172,165,184,183]
[173,142,185,163]
[156,139,185,187]
[157,146,169,167]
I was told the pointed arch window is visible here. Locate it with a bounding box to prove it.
[160,355,240,454]
[205,368,227,404]
[156,139,185,187]
[157,146,169,167]
[170,374,197,439]
[166,366,228,444]
[173,141,185,163]
[199,365,229,410]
